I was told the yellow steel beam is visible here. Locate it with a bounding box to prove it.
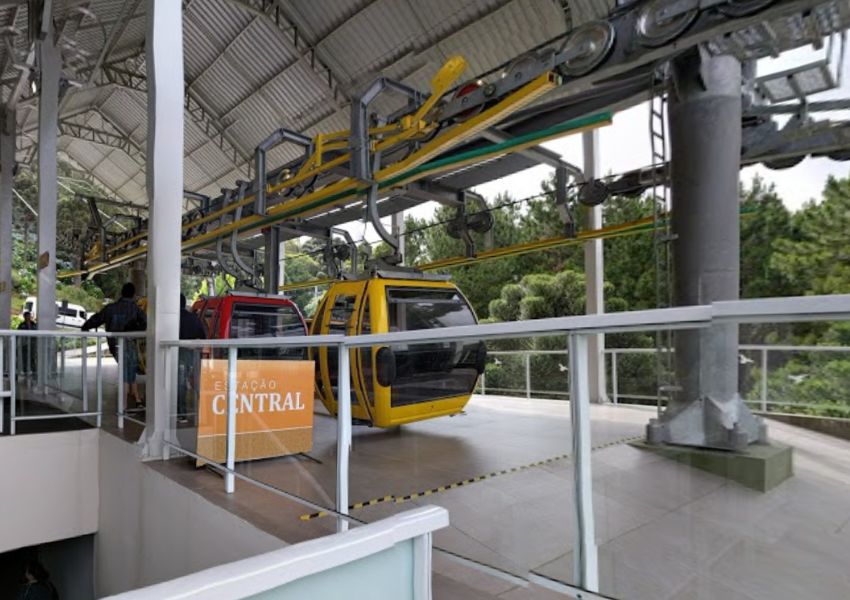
[419,216,655,271]
[66,69,565,279]
[277,216,655,292]
[177,71,560,253]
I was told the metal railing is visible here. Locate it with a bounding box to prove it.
[104,506,448,600]
[482,344,850,417]
[158,293,850,596]
[0,329,145,434]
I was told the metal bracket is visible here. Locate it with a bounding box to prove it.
[230,181,260,288]
[350,76,424,182]
[254,128,313,216]
[446,191,494,258]
[555,166,578,238]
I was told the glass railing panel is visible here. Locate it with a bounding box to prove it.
[162,341,347,544]
[344,334,588,591]
[588,320,850,599]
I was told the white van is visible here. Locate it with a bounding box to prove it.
[23,297,89,329]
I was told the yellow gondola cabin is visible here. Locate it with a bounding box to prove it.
[310,275,486,427]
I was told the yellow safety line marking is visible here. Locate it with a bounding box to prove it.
[298,435,642,521]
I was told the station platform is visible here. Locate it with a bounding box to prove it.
[142,394,850,600]
[8,356,850,598]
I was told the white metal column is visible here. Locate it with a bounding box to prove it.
[36,28,60,386]
[144,0,184,457]
[0,109,14,330]
[582,129,606,403]
[336,343,352,532]
[568,333,599,592]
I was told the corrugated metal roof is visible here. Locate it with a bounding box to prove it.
[0,0,612,206]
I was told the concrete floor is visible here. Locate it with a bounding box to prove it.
[11,359,850,599]
[146,394,850,600]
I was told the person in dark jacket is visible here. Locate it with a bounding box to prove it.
[177,294,207,423]
[17,311,37,375]
[16,560,58,600]
[82,283,147,409]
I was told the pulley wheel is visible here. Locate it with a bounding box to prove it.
[763,155,804,170]
[557,21,615,78]
[828,149,850,161]
[503,52,543,86]
[578,179,610,206]
[452,80,484,122]
[716,0,775,18]
[635,0,699,48]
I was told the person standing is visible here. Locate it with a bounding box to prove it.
[16,560,59,600]
[81,283,147,409]
[177,294,206,424]
[17,311,37,376]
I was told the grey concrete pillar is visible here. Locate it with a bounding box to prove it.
[37,29,60,385]
[130,260,147,297]
[263,226,280,294]
[144,0,184,457]
[648,49,762,450]
[582,130,606,403]
[0,109,14,330]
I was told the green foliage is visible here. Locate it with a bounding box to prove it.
[772,175,850,295]
[602,195,657,310]
[282,240,324,313]
[740,176,799,299]
[748,358,850,418]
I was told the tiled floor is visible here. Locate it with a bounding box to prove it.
[15,361,850,600]
[145,394,850,599]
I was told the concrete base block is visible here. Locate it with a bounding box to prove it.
[630,440,793,492]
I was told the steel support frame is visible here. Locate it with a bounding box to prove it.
[36,25,60,388]
[263,225,280,294]
[144,0,184,458]
[254,128,312,216]
[225,0,349,106]
[58,116,146,164]
[391,211,406,264]
[648,49,763,450]
[0,108,14,330]
[102,62,252,178]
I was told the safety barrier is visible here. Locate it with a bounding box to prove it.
[159,293,850,596]
[103,506,448,600]
[0,329,145,434]
[482,344,850,418]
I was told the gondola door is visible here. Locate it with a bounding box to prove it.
[314,281,372,423]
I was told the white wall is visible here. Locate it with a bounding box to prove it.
[0,429,99,554]
[96,432,285,597]
[40,534,95,600]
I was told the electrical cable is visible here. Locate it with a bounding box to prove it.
[280,182,588,263]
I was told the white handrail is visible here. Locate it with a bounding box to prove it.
[157,294,850,350]
[102,506,449,599]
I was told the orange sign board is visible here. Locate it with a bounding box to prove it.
[197,358,315,463]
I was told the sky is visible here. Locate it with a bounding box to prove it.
[351,42,850,244]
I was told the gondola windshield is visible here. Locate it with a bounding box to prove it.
[386,287,479,407]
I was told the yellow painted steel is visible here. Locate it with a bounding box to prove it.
[310,278,477,428]
[68,68,561,279]
[277,215,654,293]
[389,114,609,189]
[419,216,655,271]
